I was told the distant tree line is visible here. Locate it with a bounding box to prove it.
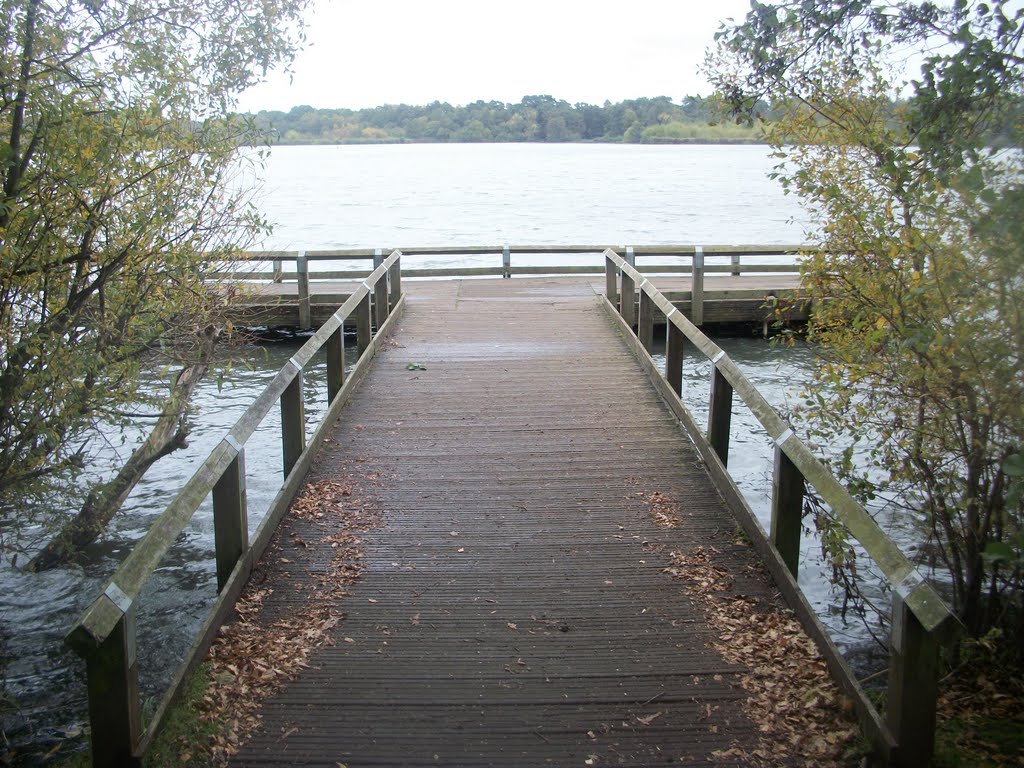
[246,95,765,144]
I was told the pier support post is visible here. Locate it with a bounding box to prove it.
[665,320,684,397]
[888,594,940,767]
[692,246,705,326]
[296,251,311,329]
[770,440,803,578]
[281,366,305,477]
[707,357,732,466]
[373,249,390,328]
[638,289,654,354]
[213,447,248,591]
[356,292,372,357]
[82,603,140,767]
[327,326,346,403]
[503,245,511,279]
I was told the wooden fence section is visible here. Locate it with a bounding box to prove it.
[65,253,405,767]
[221,244,807,329]
[604,250,958,766]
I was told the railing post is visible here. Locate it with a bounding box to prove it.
[620,269,636,329]
[327,326,345,403]
[770,438,803,578]
[296,251,311,329]
[82,596,140,766]
[692,246,705,326]
[272,258,283,283]
[503,244,511,279]
[388,252,402,308]
[638,288,654,353]
[212,445,248,591]
[731,252,741,277]
[707,354,732,466]
[665,318,684,397]
[356,292,372,357]
[625,245,636,268]
[605,254,618,308]
[887,594,940,767]
[373,248,389,327]
[280,363,305,476]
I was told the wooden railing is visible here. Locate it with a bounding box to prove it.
[223,244,803,328]
[65,251,405,767]
[603,249,957,768]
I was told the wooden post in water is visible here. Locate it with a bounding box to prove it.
[356,292,372,357]
[272,258,283,283]
[638,288,654,354]
[373,249,390,328]
[605,254,618,308]
[326,326,345,403]
[692,246,705,326]
[296,251,311,329]
[212,444,248,591]
[503,245,511,279]
[80,592,140,766]
[280,363,305,476]
[888,593,940,767]
[731,253,741,277]
[665,317,684,397]
[770,437,803,578]
[707,355,733,466]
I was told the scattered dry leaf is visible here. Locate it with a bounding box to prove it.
[664,547,858,766]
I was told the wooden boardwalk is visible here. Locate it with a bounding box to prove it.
[231,274,803,329]
[228,278,820,767]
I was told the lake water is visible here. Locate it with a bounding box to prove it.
[4,143,877,762]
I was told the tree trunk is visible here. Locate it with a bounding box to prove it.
[27,335,218,571]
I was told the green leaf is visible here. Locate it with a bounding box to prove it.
[982,541,1018,564]
[1003,453,1024,477]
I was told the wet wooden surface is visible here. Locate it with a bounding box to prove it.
[230,278,793,767]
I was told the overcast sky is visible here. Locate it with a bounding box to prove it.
[237,0,756,112]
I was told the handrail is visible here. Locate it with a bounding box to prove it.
[222,244,806,330]
[219,244,805,284]
[66,250,405,766]
[603,248,956,766]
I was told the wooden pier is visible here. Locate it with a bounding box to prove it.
[221,245,807,330]
[230,278,806,766]
[66,249,955,768]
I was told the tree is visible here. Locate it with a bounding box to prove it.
[708,1,1024,646]
[0,0,310,568]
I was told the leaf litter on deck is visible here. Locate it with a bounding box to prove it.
[191,478,383,765]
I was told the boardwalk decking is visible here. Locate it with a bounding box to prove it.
[230,274,804,329]
[229,279,804,767]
